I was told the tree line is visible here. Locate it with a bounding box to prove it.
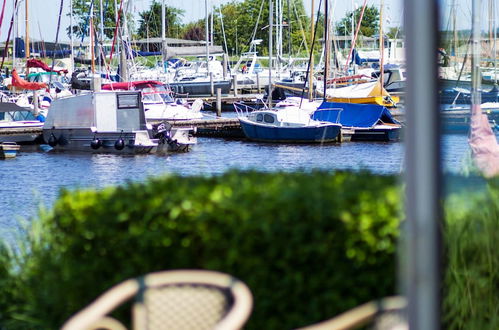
[69,0,384,57]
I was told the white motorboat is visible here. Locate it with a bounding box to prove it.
[42,91,196,154]
[101,80,204,121]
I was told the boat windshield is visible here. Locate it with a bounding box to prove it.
[141,86,174,103]
[0,110,36,121]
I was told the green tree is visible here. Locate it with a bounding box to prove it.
[335,5,380,38]
[68,0,119,40]
[136,1,184,39]
[183,21,205,41]
[211,0,311,57]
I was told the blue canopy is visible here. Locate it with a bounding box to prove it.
[313,102,399,128]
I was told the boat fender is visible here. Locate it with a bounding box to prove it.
[114,138,125,150]
[90,137,102,150]
[48,133,58,147]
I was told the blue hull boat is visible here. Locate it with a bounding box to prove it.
[240,119,341,143]
[238,108,342,143]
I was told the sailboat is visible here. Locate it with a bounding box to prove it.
[237,0,342,143]
[325,0,400,107]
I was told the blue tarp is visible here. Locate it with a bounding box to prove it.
[313,102,399,128]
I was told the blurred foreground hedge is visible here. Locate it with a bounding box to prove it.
[0,171,400,329]
[443,178,499,329]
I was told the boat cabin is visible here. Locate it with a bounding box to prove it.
[44,92,148,133]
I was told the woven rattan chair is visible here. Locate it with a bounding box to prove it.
[296,296,407,330]
[62,270,253,330]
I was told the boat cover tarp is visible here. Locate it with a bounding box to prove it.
[101,80,164,90]
[27,59,68,74]
[11,69,48,90]
[326,80,391,98]
[313,102,399,128]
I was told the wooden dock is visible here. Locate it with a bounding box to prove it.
[167,118,244,138]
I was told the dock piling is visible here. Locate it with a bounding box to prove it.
[232,75,238,97]
[256,73,261,93]
[216,88,222,117]
[210,72,214,96]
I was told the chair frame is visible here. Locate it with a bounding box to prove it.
[296,296,407,330]
[62,269,253,330]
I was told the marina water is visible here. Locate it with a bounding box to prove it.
[0,133,481,239]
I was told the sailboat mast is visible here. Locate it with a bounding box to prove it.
[379,0,384,88]
[25,0,29,75]
[25,0,29,58]
[471,0,481,108]
[493,0,497,85]
[323,0,329,100]
[308,0,315,101]
[12,0,17,70]
[452,0,457,68]
[162,0,167,72]
[205,0,209,75]
[100,0,104,73]
[70,0,74,72]
[90,4,95,74]
[268,0,273,109]
[287,0,291,63]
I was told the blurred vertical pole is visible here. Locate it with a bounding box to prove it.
[404,0,442,329]
[70,0,74,72]
[268,0,273,109]
[161,0,167,73]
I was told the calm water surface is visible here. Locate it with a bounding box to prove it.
[0,133,479,237]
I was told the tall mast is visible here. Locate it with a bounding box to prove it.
[162,0,167,72]
[493,0,497,85]
[287,0,291,63]
[379,0,384,89]
[90,3,95,74]
[70,0,74,72]
[308,0,315,101]
[452,0,457,68]
[268,0,273,109]
[12,0,17,70]
[99,0,104,73]
[471,0,481,108]
[205,0,209,75]
[323,0,329,100]
[114,0,119,68]
[25,0,29,75]
[210,4,214,46]
[25,0,29,58]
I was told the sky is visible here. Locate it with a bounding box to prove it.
[0,0,493,43]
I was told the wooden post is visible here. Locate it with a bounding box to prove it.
[256,72,261,93]
[232,75,238,96]
[223,53,228,80]
[32,90,38,117]
[210,72,214,96]
[216,88,222,117]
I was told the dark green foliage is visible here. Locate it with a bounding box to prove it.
[136,1,185,39]
[212,0,312,56]
[443,178,499,329]
[69,0,120,39]
[0,171,400,329]
[335,5,380,37]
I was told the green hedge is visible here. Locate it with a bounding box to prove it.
[0,171,401,329]
[443,178,499,329]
